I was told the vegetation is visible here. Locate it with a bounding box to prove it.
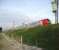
[6,24,59,50]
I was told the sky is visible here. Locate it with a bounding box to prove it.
[0,0,58,29]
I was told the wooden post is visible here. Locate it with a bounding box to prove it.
[21,35,23,50]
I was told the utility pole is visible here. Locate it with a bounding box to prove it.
[56,0,58,24]
[51,0,58,24]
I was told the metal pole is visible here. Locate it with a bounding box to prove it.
[55,0,58,24]
[56,0,58,24]
[55,12,56,24]
[52,0,58,24]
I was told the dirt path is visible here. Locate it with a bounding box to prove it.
[0,33,42,50]
[0,33,22,50]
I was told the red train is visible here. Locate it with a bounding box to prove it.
[39,19,51,26]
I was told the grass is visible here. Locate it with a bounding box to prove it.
[5,24,59,50]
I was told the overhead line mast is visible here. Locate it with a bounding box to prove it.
[51,0,58,24]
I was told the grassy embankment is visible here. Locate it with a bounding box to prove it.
[6,24,59,50]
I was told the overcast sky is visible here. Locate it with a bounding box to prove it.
[0,0,58,28]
